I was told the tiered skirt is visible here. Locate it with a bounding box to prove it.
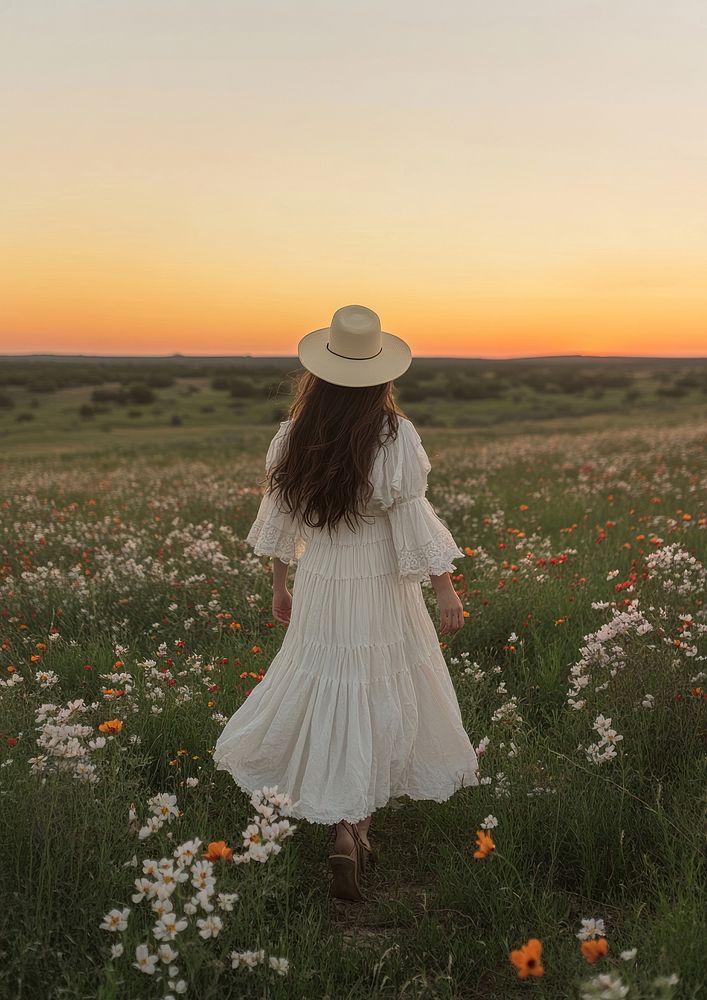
[213,511,479,824]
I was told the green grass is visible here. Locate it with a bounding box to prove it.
[1,363,705,456]
[0,407,705,999]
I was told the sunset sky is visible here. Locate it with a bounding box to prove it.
[2,1,706,358]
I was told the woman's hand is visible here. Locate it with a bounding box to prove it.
[272,587,292,626]
[430,573,465,635]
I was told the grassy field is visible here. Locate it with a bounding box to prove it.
[0,389,705,999]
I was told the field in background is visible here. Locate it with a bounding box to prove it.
[0,371,705,999]
[1,355,706,456]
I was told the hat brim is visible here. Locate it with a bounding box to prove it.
[297,328,412,387]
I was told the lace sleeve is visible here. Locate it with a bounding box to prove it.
[384,421,465,583]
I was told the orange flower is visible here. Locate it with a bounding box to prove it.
[251,645,261,654]
[203,840,233,862]
[581,938,609,963]
[98,719,123,733]
[510,938,544,978]
[473,830,496,859]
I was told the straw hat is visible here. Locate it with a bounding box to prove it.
[297,305,412,387]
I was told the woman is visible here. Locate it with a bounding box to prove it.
[213,305,479,901]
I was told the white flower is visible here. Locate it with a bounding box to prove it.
[593,715,612,734]
[195,888,214,912]
[153,912,188,941]
[480,815,498,830]
[230,948,266,968]
[110,942,124,958]
[196,914,223,938]
[157,943,179,964]
[133,943,159,975]
[191,859,215,891]
[132,877,156,903]
[580,972,628,999]
[100,907,130,932]
[173,838,203,866]
[217,892,240,911]
[653,973,679,989]
[620,948,637,961]
[151,896,175,918]
[269,955,290,975]
[138,816,164,840]
[576,917,606,940]
[148,792,180,822]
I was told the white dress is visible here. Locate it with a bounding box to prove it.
[213,416,479,824]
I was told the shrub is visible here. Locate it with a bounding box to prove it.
[127,383,156,405]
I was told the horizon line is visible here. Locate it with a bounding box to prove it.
[2,352,707,362]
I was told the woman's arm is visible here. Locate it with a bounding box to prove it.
[430,571,464,635]
[272,557,289,593]
[271,558,292,625]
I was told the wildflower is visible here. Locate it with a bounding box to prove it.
[580,972,628,999]
[480,815,498,830]
[148,792,179,822]
[203,840,233,862]
[98,719,123,734]
[577,917,606,940]
[100,907,130,932]
[196,914,223,938]
[581,938,609,963]
[110,942,124,959]
[190,859,215,891]
[152,912,188,941]
[620,948,637,961]
[269,956,290,975]
[473,830,496,859]
[139,816,164,840]
[509,938,544,978]
[157,943,179,964]
[172,838,203,866]
[133,943,159,975]
[231,948,266,969]
[653,973,679,991]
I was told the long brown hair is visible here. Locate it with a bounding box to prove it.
[266,371,408,535]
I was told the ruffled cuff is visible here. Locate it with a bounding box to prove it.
[245,489,307,565]
[387,495,465,583]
